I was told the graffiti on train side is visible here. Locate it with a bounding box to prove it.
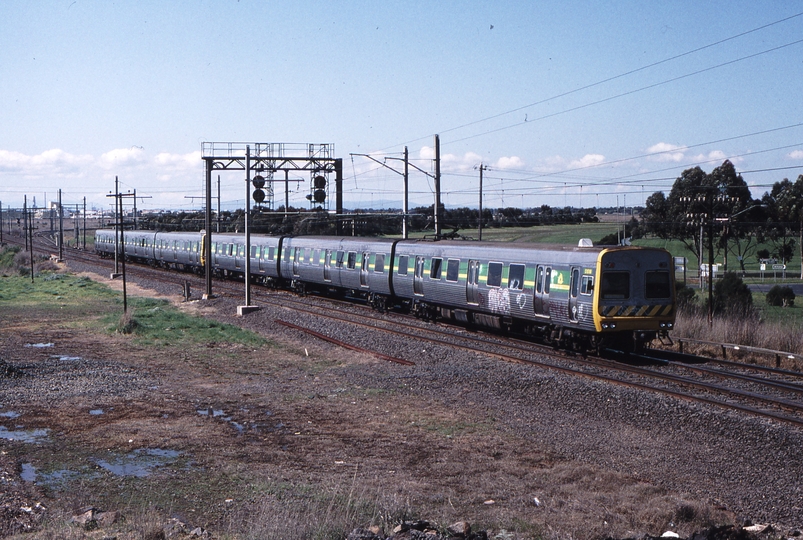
[488,287,510,314]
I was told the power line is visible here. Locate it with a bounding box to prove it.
[382,11,803,151]
[448,38,803,145]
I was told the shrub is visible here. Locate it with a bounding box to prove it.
[675,282,698,313]
[711,272,753,317]
[766,285,795,307]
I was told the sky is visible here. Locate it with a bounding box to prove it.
[1,0,802,215]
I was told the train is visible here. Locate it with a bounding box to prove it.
[95,229,675,352]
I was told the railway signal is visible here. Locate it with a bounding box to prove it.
[252,175,266,204]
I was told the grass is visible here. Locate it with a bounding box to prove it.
[106,296,267,349]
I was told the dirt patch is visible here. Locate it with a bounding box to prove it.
[0,269,758,539]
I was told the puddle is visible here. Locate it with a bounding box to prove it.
[29,468,86,489]
[0,411,21,419]
[0,426,50,443]
[197,408,250,435]
[21,463,37,482]
[25,343,54,348]
[89,409,104,416]
[92,448,181,478]
[197,408,225,417]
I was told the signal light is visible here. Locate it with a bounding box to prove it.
[252,175,267,203]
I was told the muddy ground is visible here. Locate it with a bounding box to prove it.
[0,265,788,539]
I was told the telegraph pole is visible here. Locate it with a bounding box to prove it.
[23,196,28,251]
[58,189,64,262]
[403,146,409,239]
[434,134,441,238]
[478,163,486,240]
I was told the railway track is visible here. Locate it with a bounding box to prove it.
[10,234,803,428]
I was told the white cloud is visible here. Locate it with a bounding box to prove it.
[0,148,93,175]
[154,151,202,169]
[569,154,605,169]
[789,150,803,160]
[495,156,524,170]
[646,142,686,162]
[99,147,148,169]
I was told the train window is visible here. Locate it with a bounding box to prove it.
[487,262,503,288]
[535,266,543,293]
[581,275,594,295]
[347,252,356,269]
[375,253,385,273]
[645,271,671,299]
[313,250,320,265]
[268,247,275,260]
[446,259,460,282]
[544,267,552,293]
[601,271,630,299]
[508,264,525,290]
[304,248,311,263]
[570,268,580,298]
[430,258,443,280]
[251,246,258,259]
[284,248,291,262]
[397,255,408,275]
[239,245,246,257]
[336,251,345,267]
[193,242,199,253]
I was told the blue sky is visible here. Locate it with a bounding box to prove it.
[1,1,802,214]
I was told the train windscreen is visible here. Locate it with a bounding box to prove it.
[601,271,630,299]
[645,270,671,299]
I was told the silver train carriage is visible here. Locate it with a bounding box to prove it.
[95,230,675,351]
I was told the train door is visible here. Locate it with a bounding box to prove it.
[292,247,300,276]
[413,256,425,296]
[323,249,332,281]
[534,265,551,317]
[466,259,480,305]
[234,244,243,269]
[360,252,370,287]
[568,267,580,323]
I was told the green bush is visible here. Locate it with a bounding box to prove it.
[675,281,698,312]
[712,272,754,317]
[766,285,795,307]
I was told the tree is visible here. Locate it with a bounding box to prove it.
[642,191,669,238]
[762,175,803,275]
[643,161,760,273]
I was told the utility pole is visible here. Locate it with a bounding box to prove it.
[58,189,64,262]
[403,146,409,239]
[244,147,252,307]
[0,200,3,243]
[434,134,441,238]
[478,163,486,240]
[113,177,120,274]
[83,197,87,249]
[357,146,432,240]
[26,198,34,283]
[203,160,213,299]
[23,195,28,251]
[217,175,221,233]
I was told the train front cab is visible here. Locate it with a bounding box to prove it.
[592,247,675,351]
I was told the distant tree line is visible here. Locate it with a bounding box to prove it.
[134,204,599,237]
